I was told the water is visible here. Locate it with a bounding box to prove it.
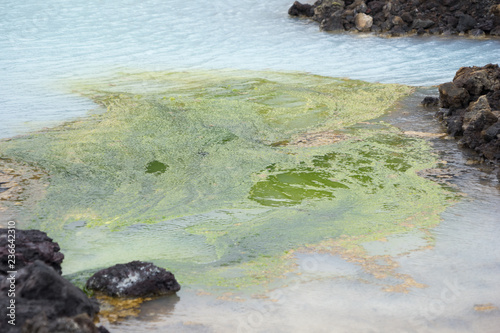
[90,89,500,333]
[1,0,500,137]
[1,0,500,332]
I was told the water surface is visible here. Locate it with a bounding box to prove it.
[1,0,500,137]
[1,0,500,332]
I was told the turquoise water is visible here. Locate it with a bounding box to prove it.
[1,0,500,137]
[1,0,500,332]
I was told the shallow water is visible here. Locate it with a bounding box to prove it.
[93,89,500,333]
[1,0,500,332]
[1,0,500,137]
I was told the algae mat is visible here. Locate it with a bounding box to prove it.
[0,70,452,289]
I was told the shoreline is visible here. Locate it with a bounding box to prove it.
[289,0,500,38]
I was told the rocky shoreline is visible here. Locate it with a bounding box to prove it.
[0,229,180,333]
[434,64,500,164]
[289,0,500,37]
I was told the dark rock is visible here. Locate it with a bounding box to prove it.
[469,29,485,38]
[483,122,500,142]
[0,229,64,276]
[461,96,498,150]
[412,18,435,29]
[288,1,314,17]
[390,25,407,37]
[400,12,413,24]
[490,26,500,36]
[289,0,499,37]
[368,1,385,14]
[487,90,500,111]
[454,65,500,101]
[477,19,495,33]
[421,96,440,107]
[462,96,498,134]
[314,0,345,22]
[21,313,107,333]
[462,70,492,100]
[0,261,100,333]
[429,27,443,35]
[457,14,476,32]
[446,113,465,137]
[446,15,459,28]
[439,82,470,109]
[86,261,181,297]
[380,19,393,31]
[320,12,345,31]
[436,64,500,163]
[478,139,500,161]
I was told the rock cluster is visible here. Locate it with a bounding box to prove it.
[0,229,64,275]
[289,0,500,37]
[0,228,182,332]
[436,64,500,163]
[86,261,181,297]
[0,229,109,333]
[0,261,108,333]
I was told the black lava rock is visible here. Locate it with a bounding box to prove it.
[0,229,64,276]
[86,261,181,297]
[0,261,101,333]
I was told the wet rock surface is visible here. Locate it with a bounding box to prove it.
[86,261,181,297]
[0,260,106,333]
[436,64,500,163]
[289,0,500,37]
[0,229,64,275]
[22,313,110,333]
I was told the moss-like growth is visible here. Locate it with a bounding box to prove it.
[0,70,452,289]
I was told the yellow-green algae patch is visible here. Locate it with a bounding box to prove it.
[0,70,453,290]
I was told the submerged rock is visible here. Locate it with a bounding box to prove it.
[0,261,102,333]
[436,64,500,163]
[86,261,181,297]
[421,96,439,107]
[0,228,64,276]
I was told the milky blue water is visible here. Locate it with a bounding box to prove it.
[1,0,500,138]
[1,1,500,332]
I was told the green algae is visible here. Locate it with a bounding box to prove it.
[145,160,168,174]
[0,70,453,289]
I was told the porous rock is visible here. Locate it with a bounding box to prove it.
[288,1,314,17]
[0,261,101,333]
[421,96,440,107]
[436,64,500,163]
[289,0,500,37]
[438,82,470,109]
[0,228,64,276]
[86,261,181,297]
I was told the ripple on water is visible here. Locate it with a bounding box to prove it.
[2,0,500,137]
